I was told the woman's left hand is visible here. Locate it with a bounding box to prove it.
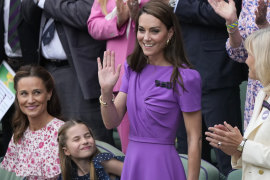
[205,122,243,156]
[127,0,139,21]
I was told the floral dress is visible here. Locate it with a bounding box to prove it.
[1,118,64,180]
[226,0,270,130]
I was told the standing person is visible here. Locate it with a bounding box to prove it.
[20,0,114,145]
[88,0,150,153]
[98,1,202,179]
[208,0,270,130]
[57,120,124,180]
[1,65,64,179]
[0,0,40,156]
[206,27,270,180]
[174,0,247,175]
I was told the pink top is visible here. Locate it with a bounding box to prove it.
[1,118,64,180]
[88,0,148,91]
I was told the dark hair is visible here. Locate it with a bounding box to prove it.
[58,120,99,180]
[127,0,192,91]
[12,65,61,143]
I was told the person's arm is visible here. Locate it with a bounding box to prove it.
[241,139,270,168]
[97,50,126,129]
[101,158,124,176]
[40,0,93,30]
[20,0,42,25]
[208,0,242,47]
[87,0,128,40]
[175,0,241,27]
[183,110,202,180]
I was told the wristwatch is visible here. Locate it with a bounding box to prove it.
[237,138,247,152]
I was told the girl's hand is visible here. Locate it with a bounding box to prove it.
[116,0,130,27]
[97,50,121,94]
[208,0,238,24]
[255,0,270,29]
[127,0,139,21]
[205,122,243,156]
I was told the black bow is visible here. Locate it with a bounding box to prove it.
[155,80,172,89]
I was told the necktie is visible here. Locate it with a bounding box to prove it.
[8,0,21,52]
[42,21,55,46]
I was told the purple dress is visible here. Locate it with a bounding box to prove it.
[120,62,202,180]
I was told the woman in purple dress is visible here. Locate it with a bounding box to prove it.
[97,1,202,179]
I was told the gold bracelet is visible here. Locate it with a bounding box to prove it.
[99,94,115,106]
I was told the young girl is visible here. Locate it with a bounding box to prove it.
[57,120,124,180]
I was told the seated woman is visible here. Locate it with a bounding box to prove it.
[205,27,270,180]
[57,120,124,180]
[0,65,64,179]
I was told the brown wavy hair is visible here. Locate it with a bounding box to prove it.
[12,65,61,143]
[127,0,192,91]
[58,120,99,180]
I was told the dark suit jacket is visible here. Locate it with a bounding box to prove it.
[175,0,247,90]
[21,0,106,100]
[0,0,40,65]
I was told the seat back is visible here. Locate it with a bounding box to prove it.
[226,169,242,180]
[95,140,124,156]
[179,154,221,180]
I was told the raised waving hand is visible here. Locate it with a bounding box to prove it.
[97,50,121,94]
[208,0,238,24]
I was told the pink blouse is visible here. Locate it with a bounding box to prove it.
[1,118,64,180]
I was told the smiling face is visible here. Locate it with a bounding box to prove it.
[16,76,52,120]
[63,124,96,161]
[137,13,173,62]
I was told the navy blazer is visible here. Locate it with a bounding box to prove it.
[175,0,247,90]
[21,0,106,100]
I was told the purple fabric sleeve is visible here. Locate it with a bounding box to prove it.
[177,69,202,112]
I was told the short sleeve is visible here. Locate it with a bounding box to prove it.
[119,61,130,94]
[177,69,202,112]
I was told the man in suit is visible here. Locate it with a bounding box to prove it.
[20,0,114,145]
[174,0,247,175]
[0,0,40,156]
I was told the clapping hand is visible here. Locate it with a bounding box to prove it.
[205,121,243,156]
[255,0,269,29]
[208,0,238,24]
[127,0,139,21]
[116,0,130,27]
[97,50,121,94]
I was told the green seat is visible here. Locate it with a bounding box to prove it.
[0,166,24,180]
[96,140,124,156]
[179,154,222,180]
[226,169,242,180]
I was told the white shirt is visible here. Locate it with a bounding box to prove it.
[38,0,67,60]
[3,0,22,58]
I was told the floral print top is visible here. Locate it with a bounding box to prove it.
[1,118,64,180]
[226,0,270,130]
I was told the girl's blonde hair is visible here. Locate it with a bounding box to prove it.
[244,27,270,94]
[98,0,108,15]
[57,120,99,180]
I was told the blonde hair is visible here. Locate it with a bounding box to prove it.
[57,120,99,180]
[244,27,270,94]
[98,0,108,15]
